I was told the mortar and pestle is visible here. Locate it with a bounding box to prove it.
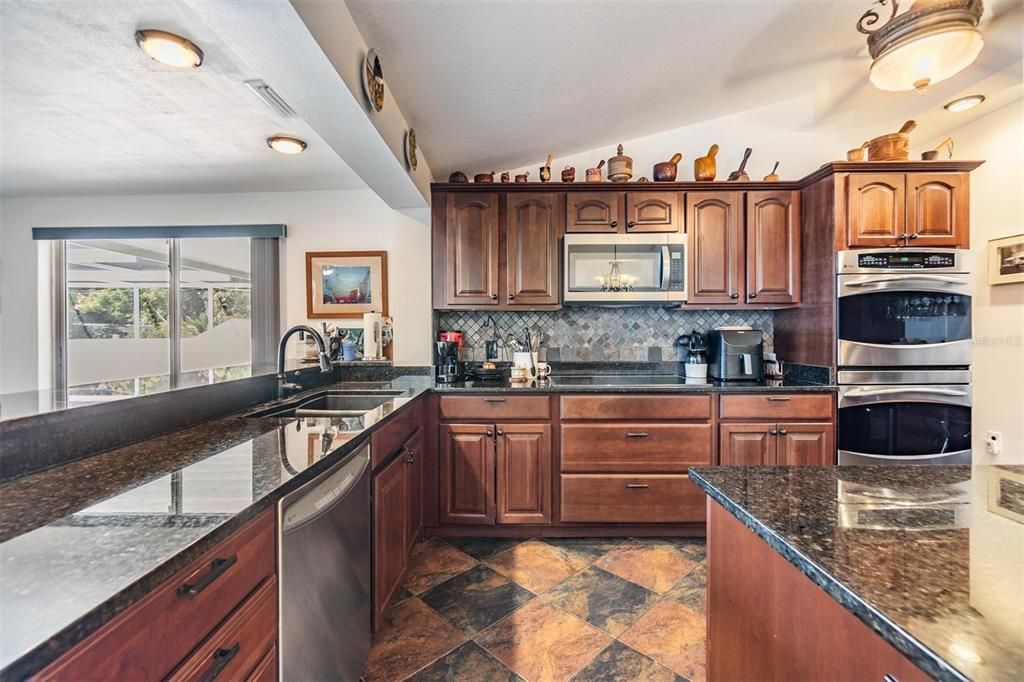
[653,153,683,182]
[694,144,719,181]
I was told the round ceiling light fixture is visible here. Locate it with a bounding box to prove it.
[267,135,308,155]
[944,93,986,112]
[135,29,204,68]
[857,0,984,93]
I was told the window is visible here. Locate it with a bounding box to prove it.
[38,226,282,403]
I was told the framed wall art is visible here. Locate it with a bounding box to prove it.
[988,234,1024,285]
[305,251,388,318]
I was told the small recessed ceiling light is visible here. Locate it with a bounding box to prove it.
[267,135,307,155]
[944,94,986,113]
[135,29,204,68]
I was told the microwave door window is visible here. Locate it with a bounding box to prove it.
[617,245,664,292]
[566,244,663,292]
[567,244,615,292]
[839,403,971,456]
[839,292,971,345]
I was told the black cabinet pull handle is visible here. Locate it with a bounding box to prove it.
[486,429,494,437]
[178,555,237,599]
[508,293,516,300]
[610,220,618,228]
[201,642,240,682]
[767,396,791,401]
[883,676,898,682]
[496,427,504,436]
[405,450,416,463]
[626,432,649,438]
[748,293,757,299]
[770,429,778,435]
[490,294,498,300]
[730,293,740,299]
[627,220,636,228]
[909,233,919,240]
[625,483,649,489]
[483,398,507,403]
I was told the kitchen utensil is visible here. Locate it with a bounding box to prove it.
[694,144,719,181]
[653,153,683,182]
[607,144,633,182]
[728,147,752,181]
[561,166,576,182]
[515,172,529,183]
[474,171,495,183]
[846,141,869,161]
[922,137,954,160]
[763,161,780,182]
[868,120,916,161]
[540,154,554,182]
[586,159,605,182]
[500,171,510,183]
[449,171,468,183]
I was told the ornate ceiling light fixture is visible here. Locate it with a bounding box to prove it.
[858,0,984,93]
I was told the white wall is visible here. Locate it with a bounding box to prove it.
[923,100,1024,464]
[0,189,432,394]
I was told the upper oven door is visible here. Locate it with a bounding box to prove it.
[564,233,685,303]
[837,272,972,367]
[838,384,972,463]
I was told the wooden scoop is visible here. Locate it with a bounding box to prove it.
[763,161,780,182]
[728,147,752,181]
[544,154,554,168]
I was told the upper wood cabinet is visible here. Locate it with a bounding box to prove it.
[687,191,745,304]
[907,173,969,246]
[626,191,682,232]
[439,423,495,525]
[443,192,500,305]
[566,192,622,233]
[506,193,561,306]
[846,172,969,248]
[746,190,801,304]
[496,423,552,525]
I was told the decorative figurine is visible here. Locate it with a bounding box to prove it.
[585,159,605,182]
[474,171,495,183]
[653,153,682,181]
[561,165,576,182]
[449,171,468,183]
[539,154,554,182]
[763,161,780,182]
[607,144,633,182]
[515,171,530,183]
[500,171,510,183]
[727,148,752,181]
[636,176,650,182]
[694,144,718,181]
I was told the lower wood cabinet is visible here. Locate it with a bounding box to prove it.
[496,423,552,524]
[440,423,496,525]
[720,422,834,466]
[560,474,705,523]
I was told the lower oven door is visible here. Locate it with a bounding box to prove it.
[837,384,972,465]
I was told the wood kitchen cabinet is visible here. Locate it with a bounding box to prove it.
[626,191,682,232]
[405,428,425,553]
[439,423,496,525]
[373,451,408,628]
[719,423,775,466]
[496,423,552,524]
[441,192,500,305]
[746,190,800,304]
[687,191,745,304]
[566,191,623,233]
[846,172,969,248]
[506,192,561,306]
[720,422,834,466]
[565,191,681,233]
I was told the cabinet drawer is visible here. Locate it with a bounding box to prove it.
[38,510,275,682]
[438,395,550,420]
[560,474,705,523]
[372,399,424,469]
[562,424,712,472]
[247,646,277,682]
[167,577,277,682]
[560,395,711,420]
[720,393,832,420]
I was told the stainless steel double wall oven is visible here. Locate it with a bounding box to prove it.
[836,249,972,465]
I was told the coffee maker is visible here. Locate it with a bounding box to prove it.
[434,341,465,383]
[708,329,764,381]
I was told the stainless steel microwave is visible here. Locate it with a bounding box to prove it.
[564,233,686,304]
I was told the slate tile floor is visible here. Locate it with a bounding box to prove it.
[363,536,707,682]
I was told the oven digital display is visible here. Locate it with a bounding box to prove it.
[857,252,955,269]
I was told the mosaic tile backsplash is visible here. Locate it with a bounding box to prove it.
[436,307,774,362]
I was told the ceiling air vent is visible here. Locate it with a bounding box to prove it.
[244,79,296,118]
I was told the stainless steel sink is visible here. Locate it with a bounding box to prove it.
[247,390,403,418]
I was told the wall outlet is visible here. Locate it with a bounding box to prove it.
[986,431,1002,456]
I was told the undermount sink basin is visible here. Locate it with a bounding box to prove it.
[247,390,402,418]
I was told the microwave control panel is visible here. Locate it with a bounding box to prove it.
[857,252,956,269]
[668,248,685,291]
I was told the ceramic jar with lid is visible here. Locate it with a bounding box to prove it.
[607,144,633,183]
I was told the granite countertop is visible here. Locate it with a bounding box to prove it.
[436,376,836,393]
[689,465,1024,682]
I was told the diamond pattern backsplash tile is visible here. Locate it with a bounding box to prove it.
[436,307,774,362]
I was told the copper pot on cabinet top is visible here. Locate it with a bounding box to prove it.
[474,171,495,183]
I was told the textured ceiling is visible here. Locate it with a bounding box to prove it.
[346,0,1023,176]
[0,0,366,197]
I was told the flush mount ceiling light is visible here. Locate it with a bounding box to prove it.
[267,135,307,154]
[857,0,984,93]
[944,93,986,111]
[135,29,204,68]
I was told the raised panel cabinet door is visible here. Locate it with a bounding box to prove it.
[746,190,801,304]
[404,428,425,553]
[775,423,835,466]
[496,423,552,524]
[373,454,407,629]
[907,173,969,247]
[846,174,905,247]
[445,192,500,305]
[506,192,561,306]
[625,191,682,232]
[440,424,496,525]
[687,192,744,304]
[719,423,775,465]
[565,192,624,233]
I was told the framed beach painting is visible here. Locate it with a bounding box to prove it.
[305,251,388,318]
[988,234,1024,285]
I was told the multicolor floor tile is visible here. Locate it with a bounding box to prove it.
[406,641,524,681]
[363,597,467,681]
[665,562,707,613]
[569,640,686,682]
[595,540,699,594]
[444,536,525,561]
[619,599,706,681]
[545,566,660,636]
[403,538,479,594]
[540,537,629,563]
[486,539,591,593]
[474,599,612,681]
[420,564,535,636]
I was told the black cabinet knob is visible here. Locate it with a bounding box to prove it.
[508,293,516,300]
[730,293,740,299]
[490,294,498,300]
[627,221,636,228]
[749,293,757,299]
[610,220,618,228]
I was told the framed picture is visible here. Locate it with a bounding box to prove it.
[305,251,388,318]
[989,234,1024,285]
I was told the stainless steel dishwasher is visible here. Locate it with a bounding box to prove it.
[279,442,371,681]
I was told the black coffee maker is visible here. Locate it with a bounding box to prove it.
[435,341,465,383]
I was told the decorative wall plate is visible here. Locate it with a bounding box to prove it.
[405,129,418,171]
[362,48,385,112]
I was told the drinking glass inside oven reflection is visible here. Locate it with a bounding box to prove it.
[840,292,971,345]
